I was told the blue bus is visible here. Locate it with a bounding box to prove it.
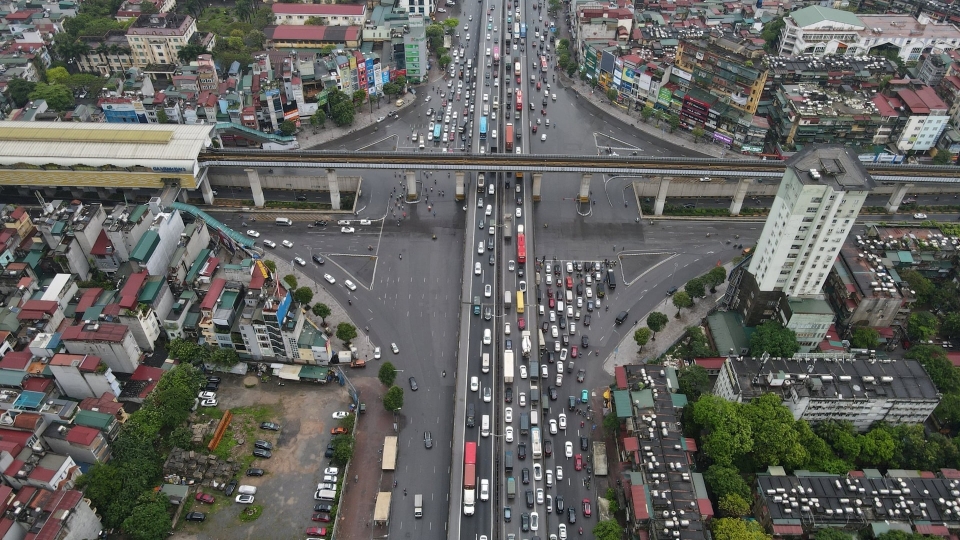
[433,123,442,141]
[520,24,526,39]
[479,116,488,139]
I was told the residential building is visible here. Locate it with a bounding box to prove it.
[125,13,197,68]
[574,4,633,45]
[397,0,435,17]
[164,289,200,340]
[104,204,156,264]
[271,3,366,26]
[892,86,950,152]
[118,365,162,403]
[48,353,121,401]
[713,354,939,430]
[42,424,112,465]
[129,208,185,277]
[674,37,767,116]
[234,283,308,361]
[61,322,142,374]
[404,14,428,83]
[266,25,362,49]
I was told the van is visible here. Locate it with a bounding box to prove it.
[467,403,476,427]
[275,217,293,226]
[530,410,539,426]
[530,361,539,381]
[238,485,257,495]
[607,269,617,289]
[520,413,529,435]
[481,414,490,437]
[505,290,512,309]
[565,289,573,303]
[315,489,337,501]
[615,311,629,325]
[505,450,514,472]
[414,493,423,517]
[482,353,490,374]
[467,58,473,69]
[507,477,516,498]
[539,305,545,316]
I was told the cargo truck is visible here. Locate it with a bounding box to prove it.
[592,441,608,476]
[505,123,515,152]
[463,442,477,515]
[504,350,515,384]
[415,494,423,517]
[530,383,540,403]
[521,330,532,357]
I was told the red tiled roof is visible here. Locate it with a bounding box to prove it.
[272,3,364,14]
[79,392,124,416]
[694,357,726,370]
[4,460,25,478]
[90,230,113,256]
[941,468,960,478]
[12,413,41,431]
[615,365,627,390]
[28,467,55,483]
[130,365,164,382]
[249,270,266,290]
[50,353,101,371]
[10,207,25,220]
[200,278,226,310]
[4,11,36,20]
[630,484,649,520]
[61,323,129,343]
[697,497,714,518]
[19,300,58,316]
[22,378,51,392]
[772,525,804,535]
[32,490,84,540]
[271,25,360,42]
[623,436,639,451]
[76,288,103,313]
[685,437,699,452]
[0,351,32,371]
[119,271,148,309]
[65,426,100,446]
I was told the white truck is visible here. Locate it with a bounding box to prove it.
[415,493,423,517]
[521,330,532,357]
[504,350,515,384]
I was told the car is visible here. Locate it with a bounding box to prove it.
[551,325,559,338]
[556,464,564,482]
[568,507,577,524]
[323,467,339,478]
[294,256,306,266]
[224,479,238,496]
[583,314,591,326]
[583,499,592,517]
[518,317,526,330]
[246,230,260,238]
[533,463,542,480]
[505,387,513,403]
[559,523,567,540]
[312,254,325,265]
[200,398,218,407]
[544,439,553,457]
[324,444,335,458]
[314,503,334,513]
[483,328,492,345]
[199,391,216,400]
[246,468,265,476]
[424,430,433,448]
[580,435,590,451]
[559,348,568,362]
[565,441,573,458]
[516,207,522,218]
[521,512,530,531]
[505,425,514,442]
[541,133,547,141]
[531,511,540,531]
[281,239,294,248]
[518,441,527,459]
[519,280,526,292]
[575,454,583,471]
[332,411,349,419]
[475,262,482,275]
[556,373,563,387]
[526,489,535,508]
[505,406,513,423]
[312,512,333,522]
[344,280,357,291]
[505,322,511,335]
[519,392,527,407]
[262,239,276,248]
[483,386,491,402]
[581,335,589,348]
[558,413,567,430]
[484,284,492,297]
[185,511,206,522]
[391,343,400,354]
[195,492,215,504]
[253,448,271,458]
[322,475,337,483]
[236,494,255,504]
[549,386,558,400]
[470,376,479,392]
[316,481,337,491]
[914,213,928,219]
[331,426,348,435]
[549,419,558,434]
[306,527,327,536]
[324,274,336,284]
[666,285,678,296]
[581,389,589,403]
[254,440,273,450]
[376,115,386,122]
[577,369,586,383]
[374,347,382,359]
[341,226,355,233]
[521,467,531,485]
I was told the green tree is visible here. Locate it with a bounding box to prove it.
[814,528,857,540]
[382,82,402,97]
[705,266,727,292]
[352,89,368,108]
[704,464,751,500]
[283,274,298,290]
[906,344,960,393]
[900,269,935,305]
[293,286,314,305]
[931,281,960,312]
[29,82,74,111]
[250,7,274,30]
[168,425,193,450]
[442,18,459,31]
[384,385,404,411]
[378,362,397,386]
[310,109,327,127]
[647,312,668,340]
[712,517,772,540]
[743,393,808,469]
[718,493,751,517]
[640,106,654,122]
[209,347,239,368]
[332,101,355,126]
[336,322,358,344]
[675,326,717,359]
[858,426,896,467]
[692,126,705,143]
[849,326,880,349]
[6,78,35,107]
[684,277,706,298]
[935,393,960,431]
[438,54,452,69]
[749,321,800,357]
[312,302,331,325]
[46,66,70,85]
[907,311,939,341]
[331,434,354,465]
[263,259,277,272]
[668,113,681,133]
[678,365,711,400]
[634,328,651,351]
[942,312,960,339]
[121,491,170,540]
[167,338,207,364]
[234,0,252,21]
[815,421,861,462]
[671,290,693,316]
[934,151,956,165]
[279,120,297,136]
[761,16,785,52]
[592,520,622,540]
[305,16,327,25]
[602,410,620,433]
[692,395,754,466]
[605,88,618,102]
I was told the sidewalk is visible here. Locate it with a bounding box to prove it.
[601,264,732,375]
[294,96,418,151]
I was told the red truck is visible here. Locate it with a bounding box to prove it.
[505,123,515,152]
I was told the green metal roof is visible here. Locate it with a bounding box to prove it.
[130,229,160,262]
[128,204,148,223]
[0,369,26,387]
[612,389,634,418]
[790,6,863,28]
[74,409,114,430]
[139,278,163,303]
[169,203,255,249]
[185,248,212,282]
[52,221,66,235]
[298,365,329,380]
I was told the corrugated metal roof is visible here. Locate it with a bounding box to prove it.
[130,230,160,262]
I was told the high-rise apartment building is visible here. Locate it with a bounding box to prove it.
[404,14,428,83]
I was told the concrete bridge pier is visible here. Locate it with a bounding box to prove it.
[405,170,418,201]
[885,183,914,213]
[327,169,341,210]
[200,175,215,206]
[532,173,542,202]
[578,174,592,203]
[654,177,671,216]
[729,177,753,216]
[245,169,266,207]
[455,172,465,201]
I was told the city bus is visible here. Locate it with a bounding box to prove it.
[540,55,548,73]
[516,89,523,111]
[517,232,526,264]
[520,24,526,39]
[531,427,542,458]
[493,46,500,65]
[514,23,520,38]
[479,116,488,139]
[433,123,442,141]
[516,290,524,314]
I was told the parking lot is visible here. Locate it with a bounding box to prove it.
[172,378,354,540]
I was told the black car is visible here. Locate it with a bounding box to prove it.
[260,422,281,431]
[314,503,333,513]
[546,351,555,364]
[409,377,418,391]
[253,448,272,458]
[224,479,238,496]
[324,444,335,458]
[204,381,219,391]
[315,220,327,226]
[487,238,494,250]
[521,512,530,531]
[568,396,577,411]
[581,335,589,348]
[489,254,495,265]
[556,495,565,515]
[541,321,549,332]
[518,442,527,460]
[558,315,566,329]
[296,195,307,201]
[185,512,206,522]
[313,254,325,265]
[206,376,221,384]
[576,283,584,295]
[254,440,273,450]
[568,507,577,523]
[580,436,589,450]
[505,387,513,403]
[522,467,530,484]
[583,314,591,326]
[548,386,558,400]
[562,334,570,346]
[246,468,265,476]
[544,439,553,457]
[504,506,512,522]
[526,490,535,508]
[577,369,586,383]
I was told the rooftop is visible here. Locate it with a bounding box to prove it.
[786,145,875,191]
[271,3,364,15]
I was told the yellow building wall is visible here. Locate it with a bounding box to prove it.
[0,169,197,189]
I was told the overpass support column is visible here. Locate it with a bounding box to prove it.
[245,169,266,207]
[578,174,592,203]
[327,169,341,210]
[729,178,753,216]
[178,189,189,204]
[200,175,215,206]
[653,177,670,216]
[885,183,914,213]
[532,173,542,202]
[455,172,465,201]
[406,171,418,201]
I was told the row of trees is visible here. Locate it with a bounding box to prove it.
[168,337,240,368]
[378,362,405,411]
[76,364,206,539]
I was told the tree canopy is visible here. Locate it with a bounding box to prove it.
[384,385,404,411]
[749,321,800,357]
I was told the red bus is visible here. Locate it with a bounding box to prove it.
[540,55,548,73]
[517,233,526,264]
[516,90,523,111]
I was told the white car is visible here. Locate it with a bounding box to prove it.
[536,489,544,505]
[551,325,559,338]
[554,340,561,352]
[478,242,485,254]
[324,274,336,284]
[557,360,564,375]
[374,347,382,359]
[200,398,218,407]
[559,523,567,540]
[533,463,542,481]
[464,24,469,30]
[391,343,400,354]
[246,230,260,238]
[485,204,492,216]
[282,240,294,248]
[344,280,357,291]
[294,257,306,266]
[489,226,495,236]
[505,426,514,442]
[236,494,255,504]
[505,322,511,335]
[519,392,526,407]
[556,373,563,387]
[558,413,567,430]
[485,284,492,297]
[914,213,928,219]
[519,365,528,379]
[332,411,349,419]
[560,348,568,361]
[483,386,491,402]
[483,328,491,345]
[565,441,573,458]
[359,219,372,225]
[541,133,547,142]
[480,478,490,501]
[546,470,553,487]
[570,322,577,334]
[199,391,216,399]
[475,262,482,275]
[263,239,276,248]
[324,467,339,476]
[530,511,539,531]
[470,376,479,391]
[341,227,355,233]
[549,419,558,434]
[505,407,513,423]
[516,207,522,218]
[556,466,564,481]
[566,262,573,273]
[483,93,489,102]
